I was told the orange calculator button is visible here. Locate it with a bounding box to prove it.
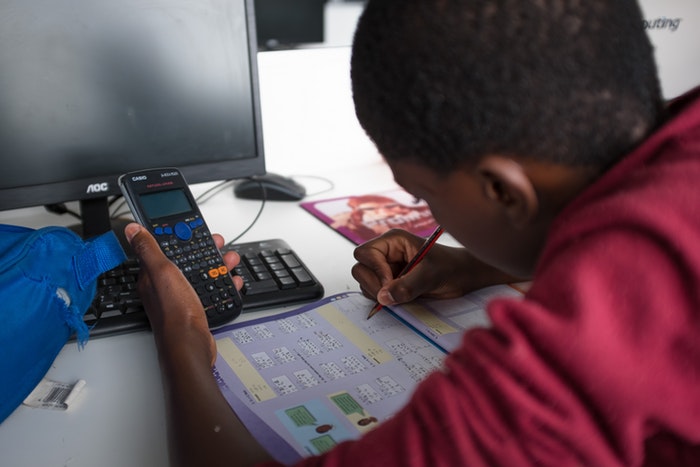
[208,269,220,279]
[218,265,228,275]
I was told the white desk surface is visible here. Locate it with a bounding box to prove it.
[0,46,400,467]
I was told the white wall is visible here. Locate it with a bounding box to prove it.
[323,1,364,47]
[638,0,700,98]
[322,1,700,99]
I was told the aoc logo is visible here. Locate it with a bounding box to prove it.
[86,182,109,194]
[643,17,682,32]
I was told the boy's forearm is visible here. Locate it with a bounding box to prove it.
[155,333,274,467]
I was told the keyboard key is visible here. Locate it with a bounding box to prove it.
[280,254,300,269]
[291,268,314,286]
[278,276,296,289]
[244,279,279,295]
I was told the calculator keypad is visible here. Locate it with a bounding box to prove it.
[154,221,242,325]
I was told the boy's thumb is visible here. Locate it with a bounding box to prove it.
[124,223,162,269]
[378,272,424,306]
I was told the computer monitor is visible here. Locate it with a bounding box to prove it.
[0,0,266,240]
[254,0,326,50]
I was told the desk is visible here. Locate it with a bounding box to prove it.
[0,46,397,467]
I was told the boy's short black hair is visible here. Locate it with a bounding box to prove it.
[351,0,664,173]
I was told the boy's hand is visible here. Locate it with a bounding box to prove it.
[124,223,242,366]
[352,228,519,306]
[125,223,273,466]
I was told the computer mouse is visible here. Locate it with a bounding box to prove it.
[233,173,306,201]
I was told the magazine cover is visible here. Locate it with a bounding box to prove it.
[300,189,438,245]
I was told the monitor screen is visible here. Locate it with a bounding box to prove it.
[0,0,265,238]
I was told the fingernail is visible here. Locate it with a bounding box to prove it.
[124,223,142,243]
[377,289,395,306]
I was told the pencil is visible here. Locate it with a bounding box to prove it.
[366,225,445,319]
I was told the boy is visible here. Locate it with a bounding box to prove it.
[125,0,700,465]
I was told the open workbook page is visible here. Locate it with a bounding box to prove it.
[212,286,522,463]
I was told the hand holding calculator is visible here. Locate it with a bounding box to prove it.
[118,167,243,327]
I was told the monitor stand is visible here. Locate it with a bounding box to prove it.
[69,197,134,256]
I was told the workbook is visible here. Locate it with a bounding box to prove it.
[212,285,522,463]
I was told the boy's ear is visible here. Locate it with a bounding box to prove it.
[475,155,539,228]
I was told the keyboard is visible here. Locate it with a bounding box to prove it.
[84,238,324,337]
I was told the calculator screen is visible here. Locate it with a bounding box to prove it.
[139,188,193,220]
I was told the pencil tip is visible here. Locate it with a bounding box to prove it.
[367,303,382,320]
